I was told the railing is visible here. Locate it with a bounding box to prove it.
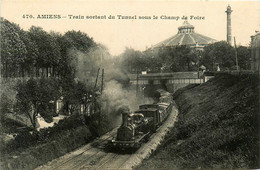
[204,70,258,76]
[130,78,204,85]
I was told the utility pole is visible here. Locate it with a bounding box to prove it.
[101,69,104,94]
[136,71,139,98]
[100,68,105,127]
[94,68,100,90]
[234,37,239,71]
[197,51,200,78]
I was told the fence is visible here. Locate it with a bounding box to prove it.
[130,77,205,93]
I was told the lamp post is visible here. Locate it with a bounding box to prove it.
[234,37,239,72]
[197,60,200,79]
[142,86,146,104]
[82,94,86,115]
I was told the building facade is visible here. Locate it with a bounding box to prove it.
[250,32,260,72]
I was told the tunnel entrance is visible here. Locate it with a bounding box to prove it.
[143,79,168,99]
[160,79,168,91]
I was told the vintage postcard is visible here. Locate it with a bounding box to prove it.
[1,0,259,169]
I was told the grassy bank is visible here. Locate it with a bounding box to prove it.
[0,126,92,169]
[0,112,114,170]
[137,73,259,169]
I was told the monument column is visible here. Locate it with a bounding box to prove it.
[225,5,233,45]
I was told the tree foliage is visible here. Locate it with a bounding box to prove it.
[63,30,96,52]
[158,46,197,72]
[19,30,39,75]
[0,18,98,79]
[120,46,198,73]
[120,41,251,73]
[60,79,90,115]
[16,78,60,129]
[201,41,235,70]
[200,41,250,71]
[0,18,109,128]
[236,46,250,70]
[0,18,27,77]
[28,26,61,68]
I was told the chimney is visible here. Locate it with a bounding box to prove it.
[121,112,128,127]
[225,5,233,45]
[119,106,130,127]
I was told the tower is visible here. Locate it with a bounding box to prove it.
[225,5,233,45]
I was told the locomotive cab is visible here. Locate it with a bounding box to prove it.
[139,104,159,110]
[129,113,145,125]
[135,108,160,129]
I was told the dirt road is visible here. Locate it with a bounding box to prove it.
[36,106,178,170]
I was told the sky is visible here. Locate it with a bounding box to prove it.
[1,0,260,56]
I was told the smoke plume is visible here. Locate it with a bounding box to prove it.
[73,45,154,126]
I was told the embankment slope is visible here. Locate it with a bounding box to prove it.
[137,73,259,169]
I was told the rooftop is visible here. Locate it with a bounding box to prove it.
[152,21,217,48]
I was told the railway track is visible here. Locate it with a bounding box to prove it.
[36,105,178,170]
[36,127,133,170]
[36,128,119,170]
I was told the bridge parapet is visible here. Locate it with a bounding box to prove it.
[128,72,206,93]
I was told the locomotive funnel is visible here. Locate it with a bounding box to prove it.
[119,105,130,127]
[122,111,129,127]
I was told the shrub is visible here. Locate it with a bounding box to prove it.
[1,125,93,170]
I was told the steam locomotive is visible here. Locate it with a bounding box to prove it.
[109,90,173,151]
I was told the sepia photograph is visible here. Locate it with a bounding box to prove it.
[0,0,259,169]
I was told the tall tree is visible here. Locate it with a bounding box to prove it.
[63,30,96,53]
[19,30,39,77]
[121,48,148,73]
[201,41,236,71]
[28,26,61,76]
[0,18,27,77]
[49,31,62,76]
[236,46,250,70]
[57,30,96,78]
[16,78,60,129]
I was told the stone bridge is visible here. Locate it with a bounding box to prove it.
[128,71,213,98]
